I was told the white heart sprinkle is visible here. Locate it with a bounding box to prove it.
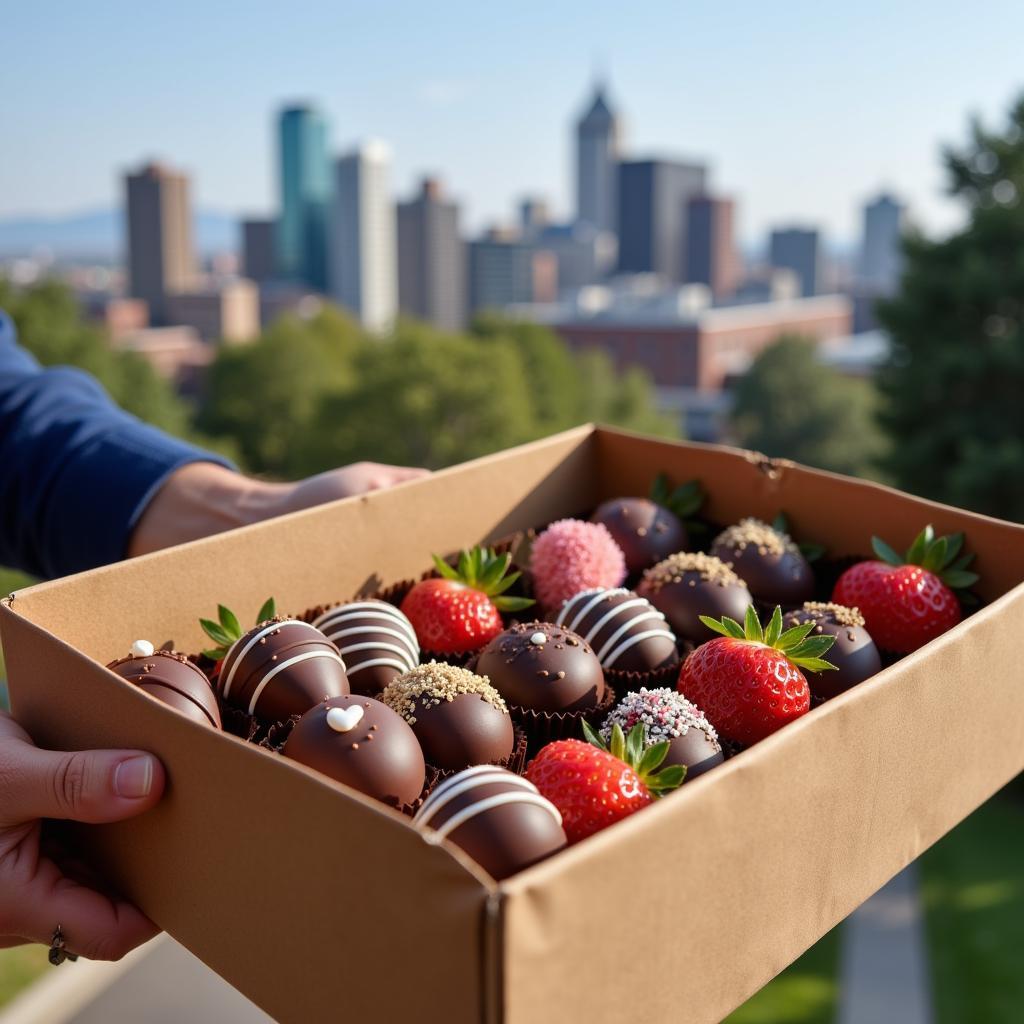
[326,705,365,733]
[530,632,547,646]
[131,640,155,658]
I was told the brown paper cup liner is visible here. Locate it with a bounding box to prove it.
[602,654,684,694]
[397,765,442,818]
[428,724,529,784]
[511,684,617,754]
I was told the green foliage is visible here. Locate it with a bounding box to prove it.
[0,278,193,437]
[877,95,1024,520]
[730,334,889,479]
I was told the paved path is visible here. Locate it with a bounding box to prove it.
[837,864,933,1024]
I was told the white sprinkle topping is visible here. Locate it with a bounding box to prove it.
[131,640,155,659]
[530,632,547,646]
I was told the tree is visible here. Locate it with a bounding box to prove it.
[730,335,888,478]
[0,278,192,436]
[198,307,361,474]
[292,319,534,472]
[877,94,1024,519]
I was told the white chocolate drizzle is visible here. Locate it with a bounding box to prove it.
[555,589,676,668]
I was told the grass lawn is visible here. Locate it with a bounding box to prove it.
[723,926,841,1024]
[919,789,1024,1024]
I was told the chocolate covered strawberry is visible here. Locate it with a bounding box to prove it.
[200,597,277,672]
[832,526,978,653]
[526,722,684,843]
[400,546,534,653]
[679,606,836,746]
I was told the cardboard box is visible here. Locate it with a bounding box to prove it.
[2,425,1023,1024]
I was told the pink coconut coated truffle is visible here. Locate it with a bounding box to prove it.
[530,519,628,611]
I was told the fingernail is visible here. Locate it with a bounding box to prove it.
[114,756,154,799]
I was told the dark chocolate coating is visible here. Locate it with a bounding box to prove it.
[555,589,678,674]
[783,608,882,698]
[591,498,688,575]
[312,600,419,696]
[415,768,566,879]
[409,693,514,770]
[638,574,753,645]
[711,537,814,607]
[218,619,349,721]
[476,621,606,712]
[108,651,221,729]
[284,695,425,807]
[665,730,725,780]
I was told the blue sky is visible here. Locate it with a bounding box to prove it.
[3,1,1023,247]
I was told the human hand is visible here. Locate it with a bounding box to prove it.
[130,461,430,557]
[0,713,165,960]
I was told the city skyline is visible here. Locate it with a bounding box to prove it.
[3,2,1024,247]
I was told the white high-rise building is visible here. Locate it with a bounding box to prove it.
[330,141,397,333]
[575,82,620,236]
[859,193,904,296]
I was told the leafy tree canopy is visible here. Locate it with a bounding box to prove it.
[878,95,1024,519]
[730,334,888,479]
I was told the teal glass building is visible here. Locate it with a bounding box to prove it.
[277,105,330,290]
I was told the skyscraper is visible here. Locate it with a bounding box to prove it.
[241,218,276,284]
[277,104,330,290]
[617,159,707,282]
[859,193,904,295]
[330,141,397,334]
[575,83,620,235]
[686,196,739,298]
[125,161,196,325]
[468,229,557,314]
[769,227,821,297]
[397,178,465,332]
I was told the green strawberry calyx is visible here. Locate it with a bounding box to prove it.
[432,546,535,613]
[698,605,838,674]
[581,720,686,796]
[200,597,277,661]
[870,525,980,591]
[650,473,706,536]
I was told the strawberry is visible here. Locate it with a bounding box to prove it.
[525,722,685,843]
[678,606,836,746]
[199,597,277,675]
[832,526,978,653]
[400,546,534,653]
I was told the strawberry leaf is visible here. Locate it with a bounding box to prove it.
[791,656,839,673]
[218,604,241,638]
[637,741,670,776]
[201,648,225,661]
[699,615,746,640]
[625,723,646,767]
[948,551,976,572]
[922,536,948,573]
[799,542,826,562]
[647,764,686,794]
[790,635,837,660]
[200,619,233,647]
[650,473,671,506]
[942,569,981,589]
[256,597,276,623]
[943,532,965,566]
[581,719,606,750]
[744,605,763,643]
[763,606,783,647]
[871,536,903,566]
[905,525,934,565]
[432,554,461,582]
[778,621,816,649]
[667,481,705,518]
[772,512,789,534]
[609,723,626,762]
[492,595,536,613]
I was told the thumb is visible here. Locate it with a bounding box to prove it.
[0,742,165,826]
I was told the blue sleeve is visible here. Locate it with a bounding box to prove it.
[0,309,234,579]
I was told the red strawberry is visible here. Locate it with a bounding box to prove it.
[526,722,684,843]
[833,526,978,653]
[678,606,835,746]
[400,546,534,653]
